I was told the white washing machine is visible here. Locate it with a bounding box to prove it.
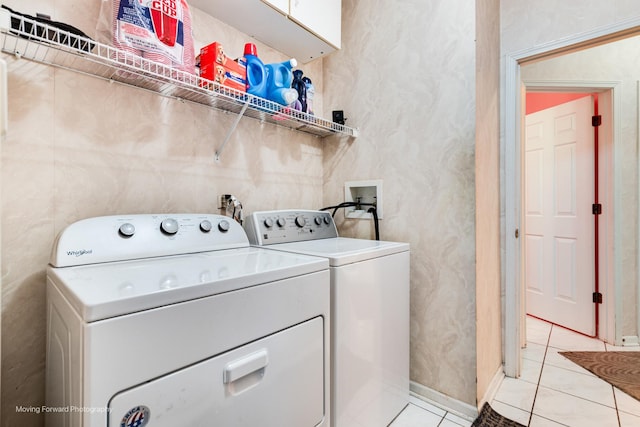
[244,209,410,427]
[46,213,330,427]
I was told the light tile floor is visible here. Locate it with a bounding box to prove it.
[390,316,640,427]
[389,396,473,427]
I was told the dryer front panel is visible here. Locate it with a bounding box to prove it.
[108,317,325,427]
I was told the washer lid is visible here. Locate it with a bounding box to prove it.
[47,247,328,322]
[269,237,409,266]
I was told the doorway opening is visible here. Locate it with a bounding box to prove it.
[522,89,613,340]
[504,22,640,378]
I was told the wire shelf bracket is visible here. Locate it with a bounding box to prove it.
[215,100,250,162]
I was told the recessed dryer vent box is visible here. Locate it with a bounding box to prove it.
[344,180,383,219]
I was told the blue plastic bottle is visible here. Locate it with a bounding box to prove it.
[265,58,298,106]
[243,43,267,99]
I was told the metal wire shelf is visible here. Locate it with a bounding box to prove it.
[0,8,358,157]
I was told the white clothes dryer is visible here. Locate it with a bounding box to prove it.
[46,213,330,427]
[244,209,410,427]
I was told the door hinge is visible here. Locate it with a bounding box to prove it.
[592,115,602,127]
[592,203,602,215]
[593,292,603,304]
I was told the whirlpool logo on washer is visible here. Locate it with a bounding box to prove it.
[121,405,150,427]
[66,249,93,257]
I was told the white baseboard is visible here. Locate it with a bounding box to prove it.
[410,381,478,420]
[622,336,640,346]
[478,366,505,409]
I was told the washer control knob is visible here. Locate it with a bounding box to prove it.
[295,215,307,228]
[314,217,322,226]
[119,223,136,238]
[323,216,331,225]
[263,218,274,228]
[160,218,179,235]
[276,218,286,227]
[200,220,212,233]
[218,220,230,232]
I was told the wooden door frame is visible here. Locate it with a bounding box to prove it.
[503,20,640,378]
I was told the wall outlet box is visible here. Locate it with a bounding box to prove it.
[344,180,383,219]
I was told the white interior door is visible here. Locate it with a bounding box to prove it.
[524,95,595,336]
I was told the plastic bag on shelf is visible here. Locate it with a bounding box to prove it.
[1,5,95,52]
[96,0,195,75]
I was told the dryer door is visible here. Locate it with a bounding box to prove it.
[108,317,325,427]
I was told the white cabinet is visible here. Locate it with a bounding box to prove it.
[264,0,289,15]
[289,0,341,50]
[190,0,341,63]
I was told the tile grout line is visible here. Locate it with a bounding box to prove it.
[612,385,622,427]
[437,411,463,427]
[604,340,623,427]
[527,323,553,426]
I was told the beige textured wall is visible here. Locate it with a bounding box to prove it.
[520,36,640,337]
[501,0,640,55]
[1,1,325,426]
[475,0,501,403]
[323,0,479,406]
[501,0,640,344]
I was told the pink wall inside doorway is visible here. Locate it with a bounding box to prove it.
[526,92,592,115]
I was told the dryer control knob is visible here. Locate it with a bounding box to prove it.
[314,217,322,226]
[276,218,286,227]
[264,218,274,228]
[323,216,331,225]
[200,220,212,232]
[218,220,230,232]
[160,218,179,235]
[295,215,307,227]
[119,223,136,238]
